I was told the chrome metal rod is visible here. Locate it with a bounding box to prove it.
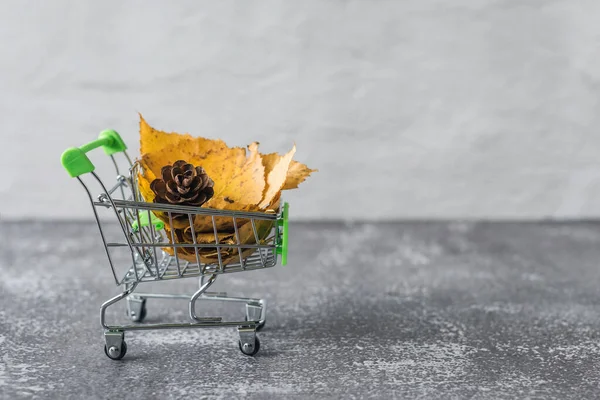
[106,242,274,249]
[103,320,257,332]
[132,292,228,300]
[110,199,278,220]
[78,177,119,285]
[100,285,137,329]
[133,293,191,300]
[97,176,127,202]
[189,274,218,321]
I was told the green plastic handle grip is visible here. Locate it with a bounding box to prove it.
[131,212,165,232]
[61,130,127,177]
[276,202,289,266]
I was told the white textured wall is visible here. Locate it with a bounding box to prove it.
[2,0,600,221]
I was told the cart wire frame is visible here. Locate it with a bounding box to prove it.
[61,129,289,359]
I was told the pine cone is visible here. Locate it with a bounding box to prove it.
[150,160,214,208]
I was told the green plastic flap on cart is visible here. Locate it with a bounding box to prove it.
[95,129,128,156]
[61,148,96,178]
[61,130,127,177]
[276,202,289,266]
[131,212,165,232]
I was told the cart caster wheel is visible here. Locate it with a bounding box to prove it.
[135,305,147,323]
[239,337,260,356]
[127,299,147,323]
[104,341,127,360]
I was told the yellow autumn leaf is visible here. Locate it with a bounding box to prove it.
[283,160,318,190]
[140,114,228,156]
[140,139,247,192]
[206,141,265,210]
[135,115,314,265]
[163,218,275,264]
[139,131,264,211]
[259,145,296,208]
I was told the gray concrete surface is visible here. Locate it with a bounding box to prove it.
[2,221,600,399]
[3,0,600,221]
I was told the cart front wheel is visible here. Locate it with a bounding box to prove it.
[131,303,147,323]
[137,306,147,323]
[127,298,147,323]
[104,341,127,360]
[239,337,260,356]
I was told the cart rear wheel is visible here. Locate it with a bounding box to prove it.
[104,341,127,360]
[239,337,260,356]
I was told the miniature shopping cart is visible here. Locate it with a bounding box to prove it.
[61,130,289,360]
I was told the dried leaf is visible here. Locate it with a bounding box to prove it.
[139,125,264,211]
[138,144,262,231]
[137,169,155,202]
[163,217,275,265]
[139,114,228,156]
[206,141,265,210]
[283,160,318,190]
[135,114,313,265]
[259,145,296,208]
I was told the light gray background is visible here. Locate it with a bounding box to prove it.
[2,0,600,221]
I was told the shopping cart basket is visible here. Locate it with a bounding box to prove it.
[61,129,289,360]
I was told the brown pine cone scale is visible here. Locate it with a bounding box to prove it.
[150,160,214,207]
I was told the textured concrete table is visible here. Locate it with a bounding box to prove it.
[2,221,600,399]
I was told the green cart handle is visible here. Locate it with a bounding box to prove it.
[276,202,289,266]
[61,130,127,178]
